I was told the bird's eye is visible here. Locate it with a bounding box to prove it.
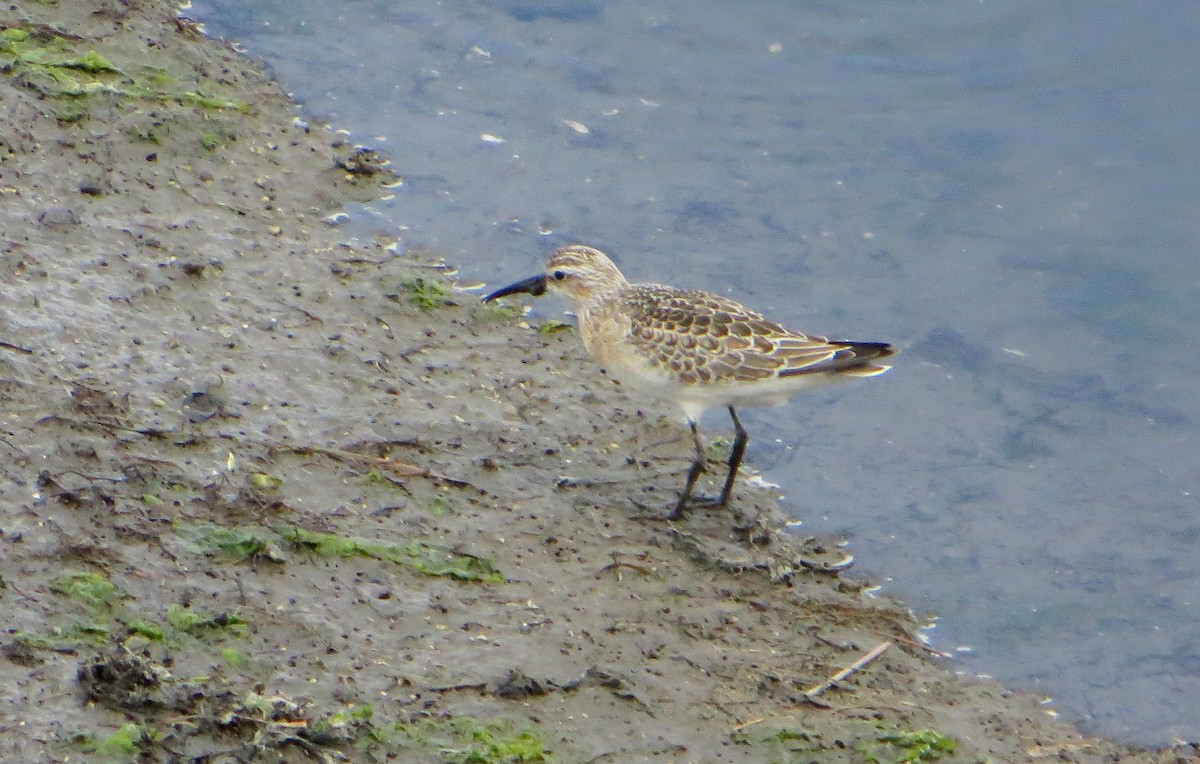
[552,270,566,281]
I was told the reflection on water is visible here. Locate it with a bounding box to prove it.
[192,0,1200,745]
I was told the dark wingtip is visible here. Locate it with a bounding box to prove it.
[843,341,897,361]
[777,339,897,379]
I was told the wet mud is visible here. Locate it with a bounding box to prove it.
[0,2,1194,762]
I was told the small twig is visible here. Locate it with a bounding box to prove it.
[35,413,152,436]
[802,640,892,703]
[0,340,34,354]
[283,445,470,487]
[340,251,399,266]
[892,633,952,659]
[595,552,656,580]
[397,344,429,362]
[426,681,488,693]
[60,469,128,484]
[272,297,322,322]
[731,716,765,732]
[170,169,251,216]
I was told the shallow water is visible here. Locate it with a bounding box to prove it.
[191,0,1200,744]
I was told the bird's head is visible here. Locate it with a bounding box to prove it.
[484,245,628,308]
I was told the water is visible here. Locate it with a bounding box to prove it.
[190,0,1200,745]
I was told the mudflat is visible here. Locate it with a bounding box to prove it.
[0,2,1191,762]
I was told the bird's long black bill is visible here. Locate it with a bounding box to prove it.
[483,274,548,302]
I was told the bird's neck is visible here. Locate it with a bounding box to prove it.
[571,280,625,314]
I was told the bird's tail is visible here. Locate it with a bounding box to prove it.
[834,341,896,377]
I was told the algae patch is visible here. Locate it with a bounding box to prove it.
[49,571,120,610]
[0,24,247,109]
[399,276,455,310]
[176,523,504,583]
[175,523,285,563]
[94,723,161,760]
[281,526,504,583]
[861,727,958,763]
[382,717,550,763]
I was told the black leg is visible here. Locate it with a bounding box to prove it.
[669,419,706,520]
[718,405,747,506]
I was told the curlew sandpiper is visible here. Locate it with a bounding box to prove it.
[485,244,896,520]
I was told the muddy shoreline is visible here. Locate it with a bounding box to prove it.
[0,3,1192,762]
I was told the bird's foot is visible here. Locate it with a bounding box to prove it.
[630,497,671,521]
[730,514,773,545]
[664,492,727,521]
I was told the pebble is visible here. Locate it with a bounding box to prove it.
[37,205,81,227]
